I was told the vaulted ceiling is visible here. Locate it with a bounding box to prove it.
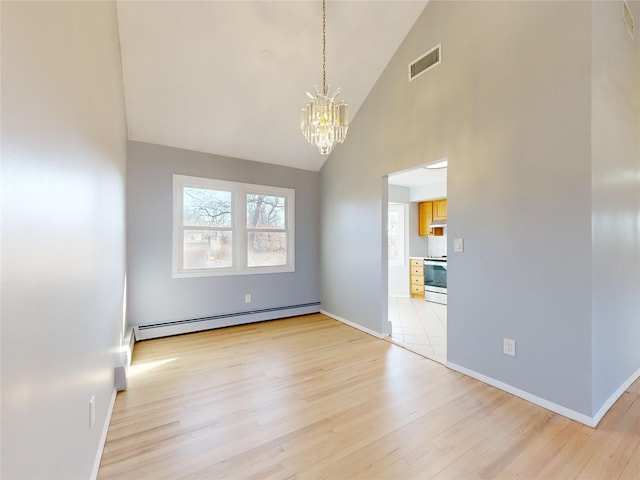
[116,1,428,171]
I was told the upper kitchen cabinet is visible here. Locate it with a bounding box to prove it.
[419,199,446,236]
[433,199,447,221]
[419,201,434,236]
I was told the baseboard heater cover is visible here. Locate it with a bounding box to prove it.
[134,302,321,340]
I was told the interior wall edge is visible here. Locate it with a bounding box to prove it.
[321,309,389,339]
[591,364,640,427]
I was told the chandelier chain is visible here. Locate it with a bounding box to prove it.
[322,0,326,95]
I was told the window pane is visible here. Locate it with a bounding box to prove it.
[388,211,400,262]
[388,204,405,267]
[183,230,232,269]
[183,188,232,227]
[247,232,287,267]
[246,194,285,229]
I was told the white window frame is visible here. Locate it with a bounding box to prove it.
[173,174,295,278]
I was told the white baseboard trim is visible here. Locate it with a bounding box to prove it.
[446,361,596,427]
[592,365,640,427]
[91,387,117,480]
[321,309,388,339]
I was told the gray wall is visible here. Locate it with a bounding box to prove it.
[591,1,640,412]
[127,141,320,327]
[321,1,618,417]
[408,203,425,258]
[322,149,389,334]
[1,1,127,478]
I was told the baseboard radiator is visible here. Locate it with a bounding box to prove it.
[133,302,322,341]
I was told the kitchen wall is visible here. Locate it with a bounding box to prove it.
[406,203,447,259]
[408,203,426,258]
[320,1,639,421]
[1,2,128,477]
[426,233,447,258]
[411,183,447,203]
[127,141,321,328]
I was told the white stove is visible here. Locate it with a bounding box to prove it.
[424,257,447,304]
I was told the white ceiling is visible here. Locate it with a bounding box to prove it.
[116,1,428,172]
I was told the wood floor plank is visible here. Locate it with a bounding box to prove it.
[575,391,640,479]
[98,314,640,479]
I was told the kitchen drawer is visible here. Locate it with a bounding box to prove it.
[410,258,423,267]
[410,258,425,298]
[411,284,424,296]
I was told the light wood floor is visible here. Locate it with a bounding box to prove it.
[99,313,640,479]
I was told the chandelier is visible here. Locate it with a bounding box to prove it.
[300,0,348,155]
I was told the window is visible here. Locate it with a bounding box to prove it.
[173,175,294,277]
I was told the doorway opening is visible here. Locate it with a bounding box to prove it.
[387,161,448,364]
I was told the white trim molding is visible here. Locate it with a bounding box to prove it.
[321,310,389,339]
[446,361,595,426]
[91,388,117,480]
[591,365,640,427]
[447,361,640,428]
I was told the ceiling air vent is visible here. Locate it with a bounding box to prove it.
[409,44,441,82]
[624,1,634,39]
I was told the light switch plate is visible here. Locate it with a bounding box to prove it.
[503,338,516,357]
[453,238,464,253]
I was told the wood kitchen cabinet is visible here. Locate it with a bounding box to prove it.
[433,199,447,221]
[418,202,434,236]
[418,199,446,236]
[410,258,424,298]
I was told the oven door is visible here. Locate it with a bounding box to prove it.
[424,259,447,304]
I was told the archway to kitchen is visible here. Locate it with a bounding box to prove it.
[386,159,448,364]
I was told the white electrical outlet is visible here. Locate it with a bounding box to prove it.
[503,338,516,357]
[244,293,252,303]
[89,395,95,429]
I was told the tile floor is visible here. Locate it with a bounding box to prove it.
[388,296,447,364]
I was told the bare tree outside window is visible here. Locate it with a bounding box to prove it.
[247,194,287,267]
[184,187,232,227]
[246,194,285,229]
[183,188,233,269]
